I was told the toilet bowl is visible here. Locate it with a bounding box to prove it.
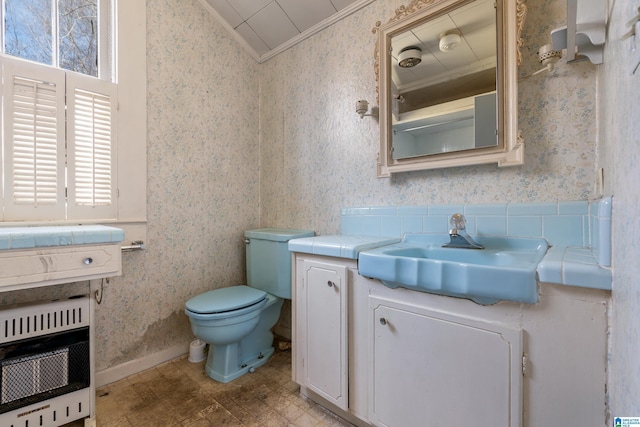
[185,286,283,383]
[184,228,313,383]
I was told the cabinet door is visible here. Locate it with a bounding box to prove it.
[369,296,522,427]
[302,260,348,410]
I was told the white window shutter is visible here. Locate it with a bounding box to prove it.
[66,71,117,220]
[2,58,66,221]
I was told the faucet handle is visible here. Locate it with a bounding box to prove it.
[450,213,466,232]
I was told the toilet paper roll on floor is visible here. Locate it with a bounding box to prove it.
[188,339,207,363]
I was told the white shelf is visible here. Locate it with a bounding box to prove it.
[551,0,606,64]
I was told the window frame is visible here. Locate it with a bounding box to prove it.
[0,0,146,244]
[2,0,113,80]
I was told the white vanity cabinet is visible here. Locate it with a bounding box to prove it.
[368,294,522,427]
[292,252,609,427]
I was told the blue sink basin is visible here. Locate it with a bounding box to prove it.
[358,234,548,304]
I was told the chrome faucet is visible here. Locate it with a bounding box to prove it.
[443,213,484,249]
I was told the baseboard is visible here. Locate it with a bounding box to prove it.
[95,342,189,387]
[299,386,370,427]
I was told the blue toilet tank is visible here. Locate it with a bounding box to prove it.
[244,228,314,299]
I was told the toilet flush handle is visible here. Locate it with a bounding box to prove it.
[243,238,250,244]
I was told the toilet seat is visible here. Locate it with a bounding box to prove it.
[185,285,266,315]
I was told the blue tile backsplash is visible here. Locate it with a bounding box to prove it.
[341,198,605,251]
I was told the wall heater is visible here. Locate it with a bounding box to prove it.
[0,297,94,427]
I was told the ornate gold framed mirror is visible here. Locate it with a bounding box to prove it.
[373,0,526,177]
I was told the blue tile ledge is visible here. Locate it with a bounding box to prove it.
[0,225,125,251]
[288,235,400,259]
[537,246,612,290]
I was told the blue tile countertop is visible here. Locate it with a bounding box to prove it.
[0,225,125,250]
[537,246,612,290]
[288,235,400,259]
[290,233,612,295]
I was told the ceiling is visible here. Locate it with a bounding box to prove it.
[199,0,375,62]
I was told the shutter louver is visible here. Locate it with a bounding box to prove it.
[2,59,66,221]
[11,76,59,205]
[73,88,112,206]
[66,71,117,220]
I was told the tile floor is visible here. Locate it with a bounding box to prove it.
[64,348,351,427]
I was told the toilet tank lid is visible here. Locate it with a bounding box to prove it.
[244,228,314,242]
[185,286,266,314]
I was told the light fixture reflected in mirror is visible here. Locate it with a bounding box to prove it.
[398,46,422,67]
[439,30,462,52]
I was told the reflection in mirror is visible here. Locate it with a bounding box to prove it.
[374,0,526,177]
[391,0,497,159]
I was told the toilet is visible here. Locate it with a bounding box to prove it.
[185,228,313,383]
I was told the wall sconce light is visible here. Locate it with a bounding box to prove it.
[518,44,563,81]
[439,30,462,52]
[356,100,376,119]
[398,47,422,68]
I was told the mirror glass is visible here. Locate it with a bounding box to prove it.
[391,0,496,159]
[376,0,525,177]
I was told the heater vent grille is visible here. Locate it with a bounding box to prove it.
[1,349,69,404]
[0,298,90,344]
[0,328,90,415]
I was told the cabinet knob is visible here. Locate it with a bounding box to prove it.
[379,317,387,325]
[83,257,93,265]
[327,281,334,287]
